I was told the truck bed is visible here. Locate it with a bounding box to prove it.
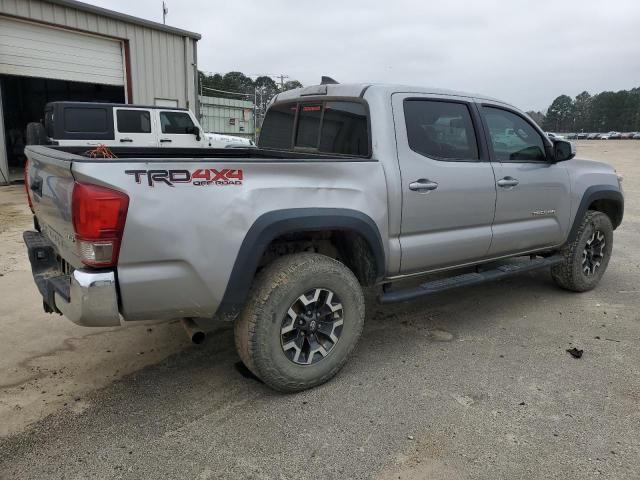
[44,145,370,161]
[24,144,386,323]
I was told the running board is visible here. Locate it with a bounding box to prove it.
[379,255,563,304]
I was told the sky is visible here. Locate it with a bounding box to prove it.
[89,0,640,112]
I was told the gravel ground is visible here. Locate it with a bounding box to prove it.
[0,141,639,479]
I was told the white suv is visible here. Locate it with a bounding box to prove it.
[40,102,252,149]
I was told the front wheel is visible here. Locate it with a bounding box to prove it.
[234,253,365,392]
[552,210,614,292]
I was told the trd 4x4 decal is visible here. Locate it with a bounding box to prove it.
[125,168,244,187]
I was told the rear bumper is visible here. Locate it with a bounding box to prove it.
[58,269,121,327]
[23,231,121,327]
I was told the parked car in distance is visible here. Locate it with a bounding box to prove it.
[566,133,578,139]
[577,132,589,140]
[547,132,565,140]
[23,81,624,392]
[633,133,640,139]
[620,132,635,139]
[586,133,599,139]
[35,102,253,149]
[609,132,622,139]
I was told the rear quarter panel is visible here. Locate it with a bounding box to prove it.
[71,159,389,321]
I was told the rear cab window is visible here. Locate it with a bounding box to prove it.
[296,104,322,148]
[258,103,296,149]
[259,99,370,156]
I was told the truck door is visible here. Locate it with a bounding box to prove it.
[113,108,157,147]
[157,110,203,148]
[392,94,497,273]
[478,104,571,256]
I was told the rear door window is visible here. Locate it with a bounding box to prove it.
[403,100,479,161]
[117,110,151,133]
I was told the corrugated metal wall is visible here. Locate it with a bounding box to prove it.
[0,0,198,110]
[199,95,255,138]
[0,15,125,85]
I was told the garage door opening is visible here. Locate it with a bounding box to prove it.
[0,74,124,183]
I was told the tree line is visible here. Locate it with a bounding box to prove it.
[198,71,303,128]
[198,71,302,100]
[526,86,640,133]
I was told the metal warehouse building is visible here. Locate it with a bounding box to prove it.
[199,95,255,139]
[0,0,200,184]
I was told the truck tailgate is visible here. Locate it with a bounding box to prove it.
[24,146,122,326]
[26,146,82,268]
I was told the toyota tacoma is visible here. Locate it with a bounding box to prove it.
[23,81,624,392]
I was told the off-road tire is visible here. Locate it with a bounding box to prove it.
[234,253,365,392]
[552,210,613,292]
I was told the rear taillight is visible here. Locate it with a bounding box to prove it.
[24,159,34,212]
[72,183,129,267]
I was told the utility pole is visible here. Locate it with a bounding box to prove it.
[253,86,258,143]
[162,1,168,24]
[277,74,289,91]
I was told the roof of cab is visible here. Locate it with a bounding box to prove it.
[274,83,511,108]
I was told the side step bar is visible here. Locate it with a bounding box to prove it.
[379,255,563,304]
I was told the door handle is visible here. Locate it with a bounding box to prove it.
[160,138,172,143]
[120,138,133,143]
[497,176,519,188]
[409,179,439,192]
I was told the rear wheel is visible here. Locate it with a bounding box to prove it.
[234,253,365,392]
[552,210,613,292]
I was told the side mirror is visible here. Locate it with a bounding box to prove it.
[187,126,201,141]
[552,139,575,162]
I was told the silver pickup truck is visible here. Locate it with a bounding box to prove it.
[23,82,624,392]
